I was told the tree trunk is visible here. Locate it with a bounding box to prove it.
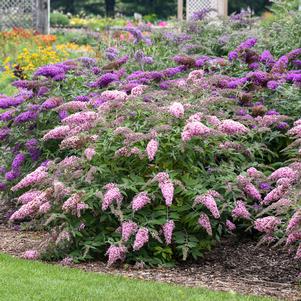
[105,0,116,18]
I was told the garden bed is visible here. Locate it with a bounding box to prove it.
[0,226,299,301]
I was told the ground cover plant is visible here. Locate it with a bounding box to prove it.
[0,4,300,269]
[0,253,272,301]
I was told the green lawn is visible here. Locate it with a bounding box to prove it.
[0,253,272,301]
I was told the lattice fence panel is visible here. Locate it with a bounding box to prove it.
[0,0,37,30]
[186,0,218,20]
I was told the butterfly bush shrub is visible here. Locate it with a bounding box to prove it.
[1,9,301,265]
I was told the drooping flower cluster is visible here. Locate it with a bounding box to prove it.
[146,139,159,161]
[154,172,174,207]
[106,245,127,266]
[169,102,185,118]
[132,192,151,212]
[62,193,88,217]
[11,166,48,191]
[254,216,281,234]
[102,183,123,211]
[133,227,149,251]
[162,220,175,245]
[232,200,250,219]
[121,221,138,242]
[198,213,212,236]
[194,192,220,219]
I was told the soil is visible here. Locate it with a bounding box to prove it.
[0,225,300,301]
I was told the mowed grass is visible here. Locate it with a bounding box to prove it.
[0,253,273,301]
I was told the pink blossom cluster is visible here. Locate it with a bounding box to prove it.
[102,183,123,211]
[268,167,298,182]
[11,166,48,191]
[181,121,211,141]
[206,115,221,127]
[22,250,39,260]
[254,216,281,234]
[286,210,301,233]
[43,125,70,141]
[10,190,48,220]
[218,119,249,135]
[121,220,138,241]
[194,193,220,219]
[133,227,149,251]
[62,111,98,127]
[153,172,174,207]
[255,115,287,128]
[62,193,88,217]
[106,245,127,266]
[53,180,71,198]
[262,185,288,205]
[226,220,236,231]
[115,146,143,158]
[286,231,301,245]
[57,101,88,112]
[188,112,203,122]
[288,124,301,138]
[146,139,159,161]
[131,85,147,96]
[18,190,42,204]
[243,183,262,201]
[169,102,185,118]
[198,213,212,236]
[237,175,261,201]
[132,192,151,212]
[84,147,96,161]
[187,70,204,82]
[58,156,81,170]
[232,200,250,219]
[247,167,263,178]
[38,201,51,214]
[162,220,175,245]
[101,90,128,101]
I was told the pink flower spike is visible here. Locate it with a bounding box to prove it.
[132,192,151,212]
[169,102,185,118]
[22,250,39,260]
[232,200,250,219]
[84,147,96,161]
[133,228,149,251]
[198,213,212,236]
[106,245,127,266]
[162,220,175,245]
[146,139,159,161]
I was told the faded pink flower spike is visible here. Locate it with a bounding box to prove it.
[254,216,281,234]
[194,193,220,219]
[232,200,250,219]
[169,102,185,118]
[84,147,96,161]
[198,213,212,236]
[121,221,138,242]
[102,183,123,211]
[162,220,175,245]
[132,192,151,212]
[106,245,127,266]
[146,139,159,161]
[22,250,39,260]
[226,220,236,231]
[133,228,149,251]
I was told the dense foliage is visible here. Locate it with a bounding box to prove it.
[1,7,301,267]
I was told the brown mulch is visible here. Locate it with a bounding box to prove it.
[0,225,300,301]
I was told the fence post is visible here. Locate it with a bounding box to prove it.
[36,0,50,34]
[178,0,183,20]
